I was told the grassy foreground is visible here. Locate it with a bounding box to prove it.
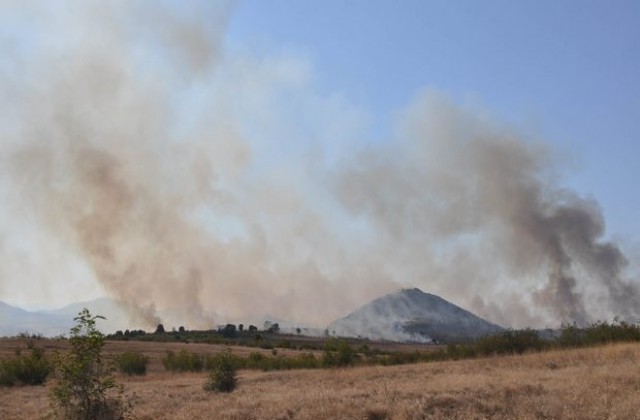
[2,340,640,419]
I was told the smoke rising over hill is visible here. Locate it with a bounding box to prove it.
[0,2,638,329]
[329,288,504,343]
[338,97,640,326]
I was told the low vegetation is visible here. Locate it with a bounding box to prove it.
[3,311,640,419]
[4,318,640,383]
[50,309,130,420]
[203,349,237,393]
[0,347,51,386]
[3,341,640,419]
[162,349,205,372]
[430,319,640,363]
[115,352,149,376]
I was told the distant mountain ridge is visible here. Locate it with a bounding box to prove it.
[328,288,503,343]
[1,300,72,337]
[0,298,130,337]
[0,298,317,337]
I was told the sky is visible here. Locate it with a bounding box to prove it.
[0,1,639,329]
[227,0,640,240]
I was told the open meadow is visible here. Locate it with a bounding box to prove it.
[2,338,640,419]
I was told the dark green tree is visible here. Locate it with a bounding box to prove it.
[267,323,280,334]
[220,324,237,338]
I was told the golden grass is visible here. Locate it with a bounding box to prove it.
[2,341,640,419]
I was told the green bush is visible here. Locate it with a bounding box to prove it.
[0,347,52,386]
[50,308,130,420]
[291,352,320,369]
[205,351,243,371]
[204,349,237,393]
[16,347,51,385]
[244,352,268,370]
[0,359,17,386]
[557,323,584,347]
[583,320,640,344]
[322,339,356,367]
[474,329,546,356]
[444,344,476,360]
[276,340,292,349]
[115,352,149,376]
[162,349,204,372]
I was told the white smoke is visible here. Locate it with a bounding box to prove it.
[0,2,637,330]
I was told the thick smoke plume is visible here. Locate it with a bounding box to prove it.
[338,96,640,326]
[0,2,638,329]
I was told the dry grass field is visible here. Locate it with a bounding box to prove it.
[0,338,312,375]
[2,339,640,419]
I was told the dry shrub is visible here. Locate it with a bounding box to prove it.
[204,349,237,393]
[0,348,51,386]
[115,352,149,376]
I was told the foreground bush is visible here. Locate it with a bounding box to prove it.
[50,308,131,420]
[116,352,149,376]
[0,347,51,386]
[162,349,204,372]
[204,349,237,393]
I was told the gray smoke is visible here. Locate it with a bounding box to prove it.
[0,2,637,329]
[337,94,639,326]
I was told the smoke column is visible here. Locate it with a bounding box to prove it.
[337,94,639,326]
[0,2,637,328]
